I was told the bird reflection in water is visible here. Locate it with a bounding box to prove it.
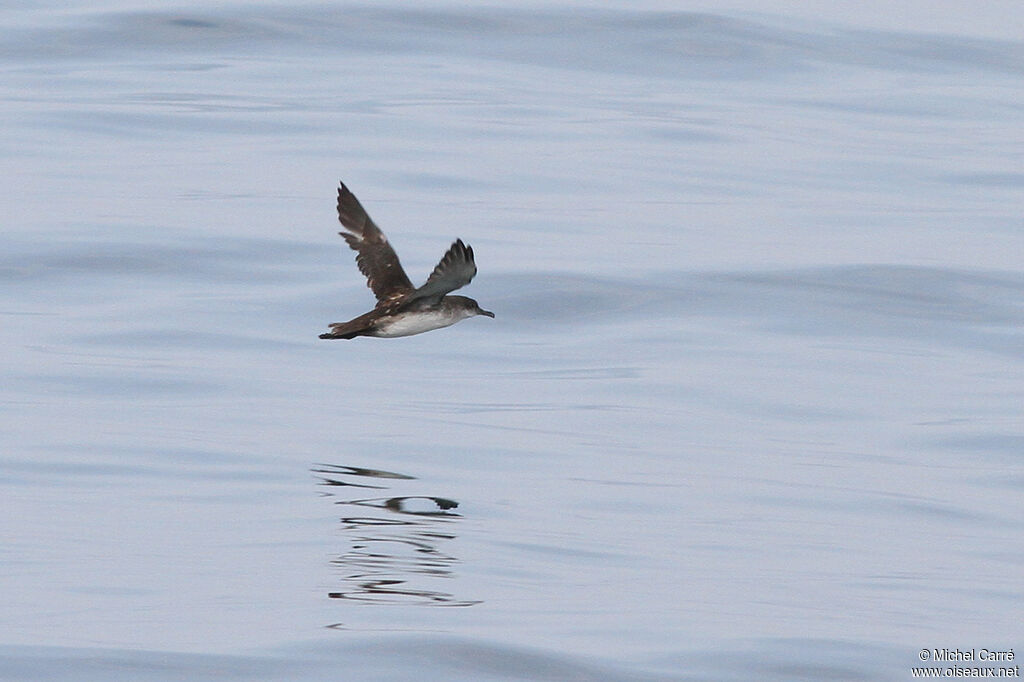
[313,463,481,614]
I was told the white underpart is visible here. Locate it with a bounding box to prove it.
[371,308,473,338]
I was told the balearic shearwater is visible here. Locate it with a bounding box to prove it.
[319,182,494,340]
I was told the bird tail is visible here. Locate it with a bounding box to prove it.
[319,316,374,340]
[319,326,364,340]
[320,307,381,340]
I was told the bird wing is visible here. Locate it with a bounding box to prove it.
[407,239,478,305]
[336,182,414,306]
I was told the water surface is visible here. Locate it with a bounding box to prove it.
[2,2,1023,680]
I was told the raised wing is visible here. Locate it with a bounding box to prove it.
[336,182,414,305]
[409,239,478,305]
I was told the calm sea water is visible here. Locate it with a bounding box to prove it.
[2,2,1023,680]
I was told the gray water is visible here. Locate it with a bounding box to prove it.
[2,2,1023,680]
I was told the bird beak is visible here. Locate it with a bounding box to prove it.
[479,309,495,318]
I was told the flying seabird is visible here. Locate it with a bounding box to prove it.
[319,182,494,340]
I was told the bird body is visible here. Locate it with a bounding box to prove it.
[320,183,493,340]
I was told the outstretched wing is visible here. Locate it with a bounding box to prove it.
[336,182,414,305]
[408,239,478,305]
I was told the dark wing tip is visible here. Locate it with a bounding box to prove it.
[451,238,474,262]
[336,182,372,237]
